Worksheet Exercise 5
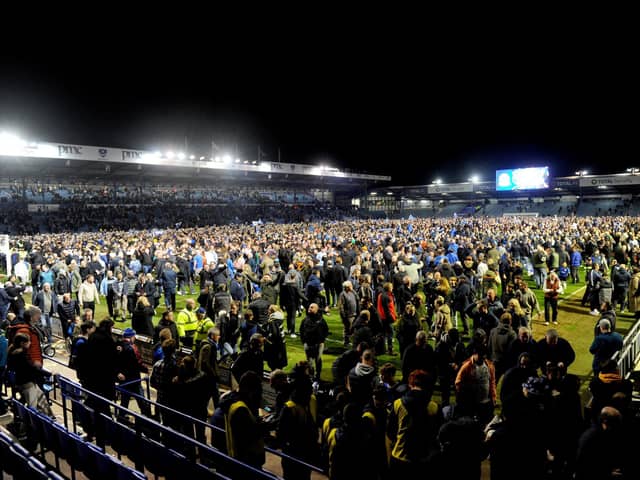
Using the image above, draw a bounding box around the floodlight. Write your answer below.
[189,155,195,160]
[166,151,175,159]
[222,154,232,164]
[177,152,186,160]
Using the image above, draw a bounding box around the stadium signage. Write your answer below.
[58,145,83,156]
[579,175,640,187]
[1,140,391,181]
[122,150,144,161]
[554,179,579,187]
[427,183,473,194]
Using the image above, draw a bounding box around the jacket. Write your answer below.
[387,389,440,463]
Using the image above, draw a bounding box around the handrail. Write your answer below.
[113,376,325,475]
[56,375,279,480]
[612,316,640,379]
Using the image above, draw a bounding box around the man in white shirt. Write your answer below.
[78,274,100,317]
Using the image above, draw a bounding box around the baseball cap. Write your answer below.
[123,328,136,338]
[196,307,206,314]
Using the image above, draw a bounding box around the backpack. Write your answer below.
[68,336,86,370]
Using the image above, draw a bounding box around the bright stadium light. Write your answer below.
[177,152,186,160]
[166,151,175,159]
[189,155,195,160]
[251,160,257,165]
[626,167,639,175]
[386,192,393,195]
[235,158,241,164]
[575,170,588,176]
[371,192,377,196]
[469,175,479,183]
[199,156,205,160]
[433,178,442,184]
[214,156,220,162]
[0,132,26,152]
[243,160,249,164]
[222,154,232,164]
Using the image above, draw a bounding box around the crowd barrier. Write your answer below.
[54,375,278,480]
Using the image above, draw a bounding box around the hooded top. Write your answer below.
[388,389,440,463]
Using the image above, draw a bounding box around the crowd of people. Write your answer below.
[1,214,639,479]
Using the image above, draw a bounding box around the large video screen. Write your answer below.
[496,167,549,191]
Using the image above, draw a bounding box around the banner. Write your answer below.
[427,183,474,194]
[579,175,640,187]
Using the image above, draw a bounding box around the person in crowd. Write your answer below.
[223,371,266,468]
[57,293,81,340]
[154,310,179,346]
[401,330,436,384]
[589,319,623,375]
[150,338,179,421]
[488,312,517,381]
[337,280,358,347]
[115,328,151,418]
[376,282,397,356]
[131,295,155,337]
[300,302,329,381]
[543,270,563,326]
[536,329,576,375]
[6,332,53,416]
[277,375,319,480]
[387,369,440,476]
[33,282,58,343]
[176,298,198,348]
[455,344,496,426]
[78,274,100,317]
[231,333,264,383]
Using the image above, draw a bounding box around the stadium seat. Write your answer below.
[27,457,50,479]
[53,422,85,476]
[103,413,143,467]
[140,436,174,478]
[115,463,148,480]
[38,411,61,469]
[70,397,95,436]
[47,472,67,480]
[93,446,123,478]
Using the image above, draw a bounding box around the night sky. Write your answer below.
[0,33,636,186]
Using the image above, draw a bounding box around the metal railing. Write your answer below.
[612,317,640,379]
[55,375,279,480]
[113,376,325,475]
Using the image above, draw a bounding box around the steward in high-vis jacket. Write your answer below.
[223,371,265,468]
[386,369,441,476]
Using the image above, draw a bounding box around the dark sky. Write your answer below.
[0,31,637,186]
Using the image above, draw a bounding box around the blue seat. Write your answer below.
[7,445,30,477]
[100,413,141,464]
[75,436,99,478]
[27,457,50,479]
[53,422,85,475]
[70,397,95,436]
[115,463,148,480]
[92,445,123,479]
[48,472,67,480]
[38,412,61,469]
[140,436,172,477]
